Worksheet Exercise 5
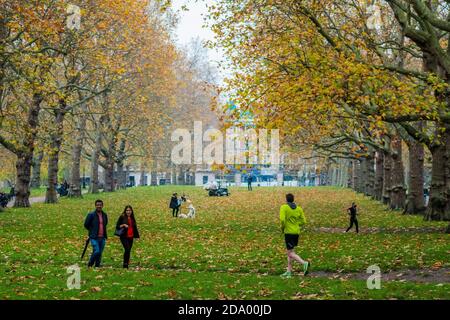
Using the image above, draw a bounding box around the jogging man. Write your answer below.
[280,193,309,278]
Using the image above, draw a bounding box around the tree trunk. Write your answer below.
[103,157,115,192]
[69,142,83,197]
[337,165,342,186]
[332,166,338,186]
[389,136,406,210]
[351,161,358,191]
[171,165,176,185]
[365,153,375,197]
[15,155,33,207]
[374,151,384,201]
[404,138,425,214]
[151,160,158,186]
[30,150,44,188]
[382,151,392,206]
[139,163,146,186]
[125,165,130,187]
[89,133,101,194]
[116,139,126,189]
[360,158,367,194]
[69,107,87,197]
[116,163,125,189]
[326,161,333,186]
[45,106,66,204]
[425,123,450,223]
[347,160,353,188]
[177,165,186,185]
[14,93,42,207]
[340,159,349,187]
[356,160,364,193]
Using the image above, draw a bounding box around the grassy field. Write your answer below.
[0,186,448,300]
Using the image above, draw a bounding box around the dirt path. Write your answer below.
[121,264,450,284]
[7,196,45,208]
[311,226,446,234]
[308,267,450,284]
[6,190,89,207]
[6,196,45,207]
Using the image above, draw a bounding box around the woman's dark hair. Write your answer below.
[121,205,135,219]
[286,193,294,203]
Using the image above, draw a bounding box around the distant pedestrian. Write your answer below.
[169,193,180,217]
[84,200,108,268]
[247,174,253,191]
[345,202,359,233]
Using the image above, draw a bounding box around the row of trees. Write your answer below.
[209,0,449,232]
[0,0,217,207]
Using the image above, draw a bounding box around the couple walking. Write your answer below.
[83,200,140,269]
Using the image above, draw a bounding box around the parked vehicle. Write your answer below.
[205,180,230,197]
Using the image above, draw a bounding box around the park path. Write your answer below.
[6,196,45,207]
[123,264,450,284]
[6,190,88,207]
[311,226,446,234]
[307,267,450,284]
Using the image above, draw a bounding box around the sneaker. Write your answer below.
[280,271,292,278]
[303,261,310,276]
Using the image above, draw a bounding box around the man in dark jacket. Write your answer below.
[84,199,108,267]
[247,174,253,191]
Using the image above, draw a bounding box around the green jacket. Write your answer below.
[280,203,306,235]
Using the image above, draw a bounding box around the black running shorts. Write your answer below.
[284,234,299,250]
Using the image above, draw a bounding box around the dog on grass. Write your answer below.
[179,199,196,219]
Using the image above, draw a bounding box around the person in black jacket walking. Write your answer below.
[84,200,108,267]
[169,193,180,217]
[345,202,359,233]
[247,174,253,191]
[116,205,140,268]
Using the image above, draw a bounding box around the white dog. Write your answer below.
[179,200,196,219]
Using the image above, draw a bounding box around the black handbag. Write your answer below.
[114,227,125,237]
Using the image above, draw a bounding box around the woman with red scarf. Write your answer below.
[116,205,140,268]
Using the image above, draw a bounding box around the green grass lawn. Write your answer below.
[0,186,448,300]
[29,187,48,198]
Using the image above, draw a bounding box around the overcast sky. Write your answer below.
[171,0,225,79]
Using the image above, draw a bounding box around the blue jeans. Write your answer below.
[88,238,106,267]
